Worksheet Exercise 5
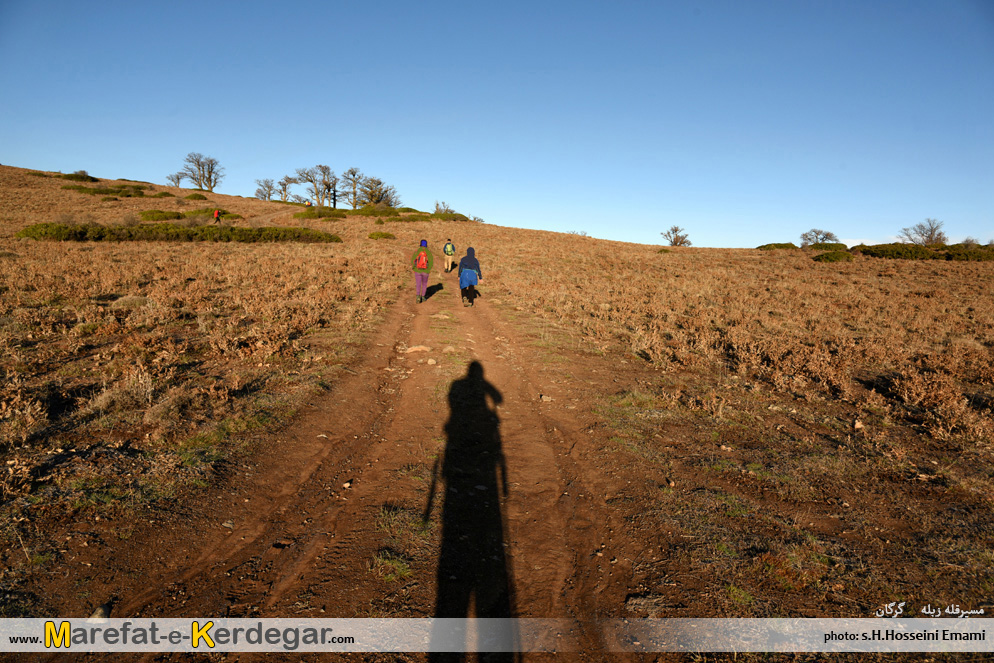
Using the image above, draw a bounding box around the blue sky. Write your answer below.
[1,0,991,247]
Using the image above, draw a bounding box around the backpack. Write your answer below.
[444,243,455,255]
[416,250,428,270]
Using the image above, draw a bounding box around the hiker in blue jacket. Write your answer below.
[458,247,482,307]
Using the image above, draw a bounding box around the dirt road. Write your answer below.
[93,270,656,660]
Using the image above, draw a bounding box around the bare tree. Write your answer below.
[358,176,400,207]
[254,178,275,201]
[661,226,691,247]
[341,167,363,209]
[166,172,185,188]
[899,218,947,246]
[434,201,454,214]
[181,152,224,192]
[295,167,325,207]
[277,175,298,202]
[319,166,339,209]
[799,228,839,247]
[290,194,309,204]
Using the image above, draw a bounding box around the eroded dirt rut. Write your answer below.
[97,275,652,660]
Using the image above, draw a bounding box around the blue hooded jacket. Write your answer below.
[458,247,481,288]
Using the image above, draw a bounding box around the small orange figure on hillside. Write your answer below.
[213,209,220,223]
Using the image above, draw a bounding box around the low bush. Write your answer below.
[368,232,396,240]
[101,196,118,202]
[140,210,183,222]
[431,211,470,221]
[293,206,346,219]
[348,206,400,217]
[62,184,146,197]
[657,248,671,254]
[853,243,936,260]
[221,213,243,221]
[28,171,50,178]
[812,250,853,263]
[184,208,227,218]
[185,193,208,200]
[397,207,421,213]
[59,170,99,183]
[756,243,798,250]
[808,242,847,251]
[386,214,432,223]
[16,223,342,243]
[153,191,174,198]
[943,244,994,261]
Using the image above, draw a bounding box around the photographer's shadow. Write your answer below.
[425,361,517,661]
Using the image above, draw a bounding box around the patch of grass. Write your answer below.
[807,242,848,251]
[728,584,754,605]
[101,196,118,202]
[152,191,174,198]
[62,184,146,197]
[368,232,396,240]
[17,222,342,243]
[370,549,412,582]
[184,193,208,200]
[657,248,671,254]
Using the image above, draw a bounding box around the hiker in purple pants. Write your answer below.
[411,239,434,304]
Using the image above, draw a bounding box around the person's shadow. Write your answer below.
[425,361,517,662]
[425,283,444,300]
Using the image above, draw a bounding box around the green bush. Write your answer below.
[153,191,174,198]
[16,223,341,243]
[943,244,994,261]
[184,208,228,218]
[756,243,798,250]
[375,219,385,225]
[28,171,50,178]
[430,211,470,221]
[185,193,208,200]
[101,196,118,202]
[812,250,853,263]
[62,184,146,197]
[853,243,936,260]
[59,171,99,183]
[397,207,421,213]
[293,206,346,219]
[386,214,432,223]
[368,232,396,240]
[808,242,847,251]
[657,248,671,254]
[220,213,243,221]
[348,206,399,217]
[140,210,183,222]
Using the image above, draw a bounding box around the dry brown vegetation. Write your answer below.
[2,164,993,631]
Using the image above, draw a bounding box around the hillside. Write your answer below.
[1,165,993,660]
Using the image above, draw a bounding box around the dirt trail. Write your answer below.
[96,271,650,660]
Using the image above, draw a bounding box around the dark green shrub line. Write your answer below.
[153,191,174,198]
[346,206,400,217]
[430,211,470,221]
[368,232,396,240]
[293,206,347,219]
[59,171,100,183]
[807,242,847,251]
[62,184,147,197]
[140,210,183,221]
[756,243,799,250]
[851,242,994,261]
[813,250,854,263]
[185,193,208,200]
[16,223,341,243]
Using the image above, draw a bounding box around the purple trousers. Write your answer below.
[414,272,429,297]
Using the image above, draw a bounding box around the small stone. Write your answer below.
[405,345,431,353]
[343,480,352,489]
[442,346,456,353]
[222,520,234,529]
[854,420,864,430]
[540,394,553,402]
[427,358,437,365]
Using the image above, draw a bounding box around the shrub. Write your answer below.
[153,191,174,198]
[756,243,798,250]
[808,242,847,251]
[28,171,50,178]
[59,170,99,183]
[943,244,994,261]
[657,248,671,254]
[349,205,399,217]
[375,219,385,225]
[853,243,936,260]
[368,232,396,240]
[16,222,341,243]
[185,193,208,200]
[101,196,118,202]
[140,210,183,222]
[431,211,469,221]
[397,207,421,213]
[293,206,346,219]
[386,214,432,223]
[220,213,243,221]
[812,250,853,263]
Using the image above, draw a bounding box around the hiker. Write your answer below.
[458,247,482,307]
[442,239,456,273]
[213,209,221,223]
[412,239,434,304]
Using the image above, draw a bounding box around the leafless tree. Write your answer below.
[434,201,454,214]
[181,152,224,192]
[661,225,691,247]
[254,178,275,201]
[341,167,363,209]
[166,172,185,188]
[295,167,326,207]
[358,176,400,207]
[799,229,839,247]
[899,218,947,246]
[319,166,339,209]
[277,175,298,202]
[290,194,309,204]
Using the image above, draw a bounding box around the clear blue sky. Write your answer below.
[2,0,991,247]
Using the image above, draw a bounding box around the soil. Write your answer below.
[20,274,687,662]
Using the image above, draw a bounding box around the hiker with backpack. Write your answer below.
[213,209,221,224]
[442,239,456,273]
[412,239,434,304]
[458,247,482,307]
